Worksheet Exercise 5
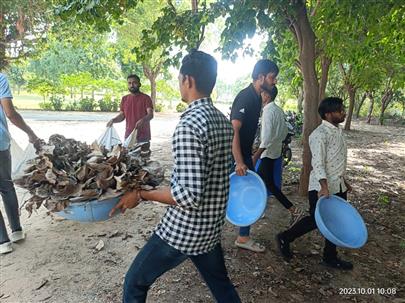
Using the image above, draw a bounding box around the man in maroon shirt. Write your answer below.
[107,74,154,151]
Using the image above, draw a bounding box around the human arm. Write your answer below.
[109,187,176,216]
[135,107,154,130]
[107,111,125,127]
[1,98,39,143]
[252,147,265,168]
[231,119,247,176]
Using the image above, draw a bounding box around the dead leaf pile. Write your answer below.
[14,134,164,215]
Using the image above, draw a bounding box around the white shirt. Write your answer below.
[259,102,288,159]
[309,120,347,194]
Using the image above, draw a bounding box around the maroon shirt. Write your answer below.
[120,93,153,140]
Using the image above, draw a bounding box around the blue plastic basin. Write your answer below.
[315,195,368,248]
[226,170,267,227]
[255,157,282,196]
[56,196,121,222]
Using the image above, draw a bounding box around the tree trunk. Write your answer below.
[344,85,356,130]
[17,85,21,95]
[355,92,367,118]
[319,55,331,102]
[143,63,160,106]
[366,91,374,124]
[291,2,320,195]
[92,90,95,99]
[70,87,74,99]
[297,85,304,114]
[149,76,157,106]
[379,89,393,125]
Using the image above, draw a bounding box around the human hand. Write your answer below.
[106,119,114,127]
[109,190,142,217]
[135,119,145,130]
[318,187,330,199]
[235,162,248,176]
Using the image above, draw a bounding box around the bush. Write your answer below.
[64,100,79,111]
[49,96,64,111]
[78,97,96,111]
[39,101,53,110]
[176,102,187,113]
[98,94,120,112]
[154,103,164,112]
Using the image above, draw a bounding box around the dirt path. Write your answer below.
[1,118,404,303]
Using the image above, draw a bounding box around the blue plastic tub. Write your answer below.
[55,196,121,222]
[255,157,282,196]
[226,170,267,227]
[315,195,368,248]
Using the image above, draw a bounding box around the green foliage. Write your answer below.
[49,96,65,111]
[78,97,97,112]
[154,103,164,113]
[64,100,79,111]
[98,94,120,112]
[378,194,390,205]
[39,101,53,110]
[176,102,187,113]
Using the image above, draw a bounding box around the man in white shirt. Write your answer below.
[276,97,353,270]
[252,86,304,226]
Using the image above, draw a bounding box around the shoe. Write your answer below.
[289,207,305,227]
[234,239,266,253]
[276,233,292,262]
[0,241,13,254]
[322,257,353,270]
[10,230,25,243]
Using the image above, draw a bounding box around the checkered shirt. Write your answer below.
[155,98,233,255]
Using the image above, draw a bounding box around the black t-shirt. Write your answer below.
[230,84,262,158]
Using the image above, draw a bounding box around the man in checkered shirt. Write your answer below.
[110,50,241,303]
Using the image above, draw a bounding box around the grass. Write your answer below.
[12,92,43,110]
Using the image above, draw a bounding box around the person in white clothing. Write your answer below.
[252,86,304,226]
[276,97,354,270]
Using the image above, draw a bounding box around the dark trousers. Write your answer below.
[257,157,293,209]
[282,190,348,260]
[0,149,21,243]
[123,233,241,303]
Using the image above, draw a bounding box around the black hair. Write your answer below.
[127,74,141,82]
[179,49,217,95]
[263,85,278,101]
[318,97,344,119]
[252,59,279,80]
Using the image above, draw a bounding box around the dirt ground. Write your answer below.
[0,113,404,303]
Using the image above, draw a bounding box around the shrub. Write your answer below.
[39,101,53,110]
[78,97,96,111]
[64,100,79,111]
[154,103,164,112]
[98,95,120,112]
[176,102,187,113]
[49,96,64,111]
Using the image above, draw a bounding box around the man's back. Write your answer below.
[156,98,233,255]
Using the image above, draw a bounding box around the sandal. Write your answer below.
[235,239,266,253]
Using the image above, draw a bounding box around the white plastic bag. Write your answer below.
[123,128,138,149]
[97,126,122,150]
[10,137,24,173]
[12,143,37,179]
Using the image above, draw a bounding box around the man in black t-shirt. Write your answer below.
[230,59,279,253]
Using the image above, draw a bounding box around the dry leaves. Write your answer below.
[15,135,164,215]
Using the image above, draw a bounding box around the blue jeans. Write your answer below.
[123,233,241,303]
[232,155,254,237]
